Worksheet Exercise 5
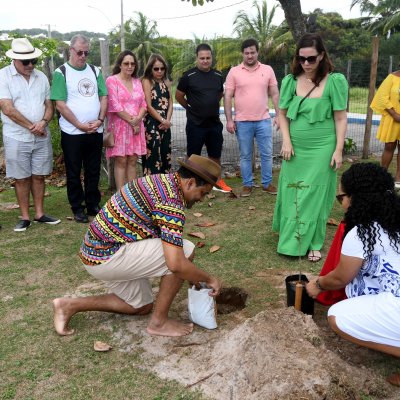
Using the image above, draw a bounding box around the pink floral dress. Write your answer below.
[105,75,147,159]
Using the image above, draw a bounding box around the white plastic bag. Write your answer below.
[188,284,217,329]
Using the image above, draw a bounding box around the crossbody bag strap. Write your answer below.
[298,84,318,107]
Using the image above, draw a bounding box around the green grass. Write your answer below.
[0,158,397,400]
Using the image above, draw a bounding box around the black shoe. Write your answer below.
[74,212,89,223]
[14,219,31,232]
[87,206,100,216]
[34,215,61,225]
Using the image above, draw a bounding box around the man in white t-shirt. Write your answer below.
[51,34,108,223]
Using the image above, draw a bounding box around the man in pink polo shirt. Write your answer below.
[224,38,280,197]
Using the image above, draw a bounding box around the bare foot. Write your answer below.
[53,298,75,336]
[146,318,194,337]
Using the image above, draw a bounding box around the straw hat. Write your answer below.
[6,38,42,60]
[178,154,221,188]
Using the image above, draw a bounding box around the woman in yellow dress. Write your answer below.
[370,70,400,188]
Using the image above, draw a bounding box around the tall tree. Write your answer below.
[278,0,306,42]
[124,12,162,74]
[351,0,400,35]
[232,1,290,62]
[182,0,306,43]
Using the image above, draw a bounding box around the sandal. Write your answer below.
[308,250,322,263]
[387,373,400,386]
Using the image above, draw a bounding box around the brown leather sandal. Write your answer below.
[386,373,400,386]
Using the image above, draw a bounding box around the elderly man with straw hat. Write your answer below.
[0,38,60,232]
[53,154,222,337]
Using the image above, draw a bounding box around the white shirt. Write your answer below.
[342,223,400,298]
[0,62,50,142]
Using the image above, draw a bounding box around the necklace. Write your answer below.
[305,77,313,83]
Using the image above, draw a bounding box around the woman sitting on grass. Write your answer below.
[306,162,400,386]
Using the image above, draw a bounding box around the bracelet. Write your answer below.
[161,118,165,123]
[41,118,49,125]
[315,278,325,291]
[98,118,104,123]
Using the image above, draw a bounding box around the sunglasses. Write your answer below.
[297,55,319,64]
[336,193,348,204]
[122,62,136,67]
[72,48,89,57]
[153,67,165,72]
[21,58,38,66]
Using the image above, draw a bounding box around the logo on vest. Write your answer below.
[78,78,95,97]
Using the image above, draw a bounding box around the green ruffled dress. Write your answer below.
[272,73,348,256]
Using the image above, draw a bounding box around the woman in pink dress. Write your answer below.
[106,51,147,190]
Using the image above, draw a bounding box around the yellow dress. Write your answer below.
[370,73,400,142]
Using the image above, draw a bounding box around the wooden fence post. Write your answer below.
[362,37,379,159]
[99,38,115,192]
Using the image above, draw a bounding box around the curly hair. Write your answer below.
[341,162,400,258]
[291,33,334,85]
[111,50,139,77]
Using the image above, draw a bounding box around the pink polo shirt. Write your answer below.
[225,62,278,121]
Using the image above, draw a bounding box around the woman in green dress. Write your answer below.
[142,54,173,175]
[272,33,348,262]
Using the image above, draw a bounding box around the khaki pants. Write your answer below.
[84,238,195,308]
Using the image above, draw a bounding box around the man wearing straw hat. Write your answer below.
[53,154,222,337]
[0,38,60,232]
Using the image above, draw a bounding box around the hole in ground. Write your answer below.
[216,287,248,314]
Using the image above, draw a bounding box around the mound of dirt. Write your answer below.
[146,308,388,400]
[74,281,399,400]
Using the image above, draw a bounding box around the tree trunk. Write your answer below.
[278,0,306,43]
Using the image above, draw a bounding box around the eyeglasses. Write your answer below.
[297,55,319,64]
[336,193,348,204]
[21,58,38,66]
[71,48,89,57]
[122,62,136,67]
[153,67,165,72]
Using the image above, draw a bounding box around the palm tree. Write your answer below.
[232,0,290,62]
[125,12,163,74]
[351,0,400,36]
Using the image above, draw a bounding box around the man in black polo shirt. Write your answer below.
[176,43,231,192]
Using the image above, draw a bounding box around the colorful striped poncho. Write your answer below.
[80,173,186,266]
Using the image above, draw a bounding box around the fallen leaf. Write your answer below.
[0,188,5,193]
[195,222,215,227]
[94,341,112,352]
[327,218,340,226]
[249,206,256,210]
[209,245,220,253]
[66,216,74,220]
[206,194,216,199]
[193,212,203,218]
[196,241,206,248]
[253,184,261,188]
[346,158,354,163]
[208,202,213,207]
[188,232,206,239]
[56,181,66,187]
[44,191,50,197]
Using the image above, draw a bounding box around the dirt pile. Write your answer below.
[143,308,387,400]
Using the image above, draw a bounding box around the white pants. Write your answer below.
[328,292,400,347]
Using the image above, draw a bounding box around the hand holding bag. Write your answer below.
[188,283,217,329]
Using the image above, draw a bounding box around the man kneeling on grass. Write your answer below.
[53,154,222,337]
